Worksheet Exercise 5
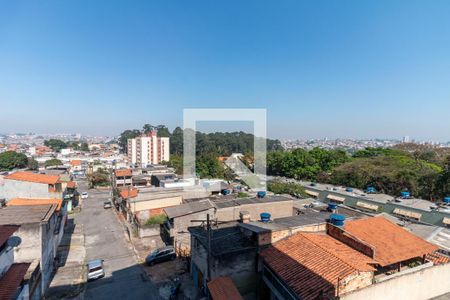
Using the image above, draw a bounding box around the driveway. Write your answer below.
[75,181,159,299]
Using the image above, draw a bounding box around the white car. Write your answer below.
[81,192,89,199]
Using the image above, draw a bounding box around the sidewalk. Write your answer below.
[45,218,86,300]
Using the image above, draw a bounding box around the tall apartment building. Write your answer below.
[127,131,170,166]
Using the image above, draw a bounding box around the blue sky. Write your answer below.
[1,1,450,141]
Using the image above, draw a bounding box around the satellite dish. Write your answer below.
[6,236,21,248]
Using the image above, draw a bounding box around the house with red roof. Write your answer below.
[0,205,60,299]
[0,171,63,200]
[0,225,41,300]
[259,216,450,300]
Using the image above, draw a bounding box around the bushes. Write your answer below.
[268,180,306,197]
[145,214,167,225]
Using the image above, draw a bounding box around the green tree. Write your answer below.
[161,154,183,175]
[80,142,89,151]
[87,168,110,188]
[27,157,39,170]
[118,129,141,153]
[0,151,29,171]
[156,125,171,137]
[44,139,67,152]
[268,179,306,197]
[45,158,63,168]
[142,124,155,134]
[196,154,224,178]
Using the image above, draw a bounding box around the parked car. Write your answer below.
[103,201,112,209]
[145,246,176,265]
[87,259,105,281]
[81,192,89,199]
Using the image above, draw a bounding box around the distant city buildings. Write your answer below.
[127,131,170,167]
[282,137,450,152]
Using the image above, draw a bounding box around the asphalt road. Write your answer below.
[75,181,159,300]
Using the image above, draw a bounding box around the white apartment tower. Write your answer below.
[127,131,170,166]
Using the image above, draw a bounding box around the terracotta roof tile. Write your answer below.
[70,160,81,166]
[260,232,375,300]
[0,263,30,300]
[426,252,450,265]
[343,216,438,266]
[4,171,59,185]
[208,277,243,300]
[0,225,19,247]
[8,198,63,211]
[114,169,132,177]
[66,181,76,189]
[120,188,138,199]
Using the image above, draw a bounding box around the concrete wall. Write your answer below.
[338,271,373,296]
[216,200,294,222]
[138,225,160,238]
[13,215,58,295]
[341,263,450,300]
[0,180,62,200]
[191,238,258,296]
[258,229,291,246]
[129,196,182,213]
[173,208,215,255]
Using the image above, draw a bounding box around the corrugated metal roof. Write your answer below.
[164,200,213,219]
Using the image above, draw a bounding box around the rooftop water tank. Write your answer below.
[260,212,271,223]
[366,187,376,194]
[328,202,338,211]
[400,191,410,198]
[330,214,346,227]
[345,187,353,192]
[222,189,231,195]
[444,197,450,204]
[257,191,266,198]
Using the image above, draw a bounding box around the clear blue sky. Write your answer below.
[1,1,450,141]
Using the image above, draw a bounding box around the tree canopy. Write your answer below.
[118,124,283,155]
[45,158,63,168]
[266,146,449,200]
[0,151,29,171]
[44,139,67,152]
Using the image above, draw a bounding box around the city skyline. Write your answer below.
[1,1,450,140]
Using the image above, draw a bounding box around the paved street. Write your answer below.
[75,181,159,300]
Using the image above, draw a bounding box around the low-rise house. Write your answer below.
[0,205,62,296]
[260,216,450,300]
[164,200,215,255]
[165,195,294,255]
[0,172,63,200]
[213,195,294,222]
[189,222,259,297]
[69,160,82,173]
[151,173,177,187]
[118,187,183,226]
[114,169,132,187]
[0,225,42,300]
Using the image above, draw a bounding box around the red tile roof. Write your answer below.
[120,188,138,199]
[0,225,19,247]
[70,160,81,166]
[426,252,450,265]
[114,169,132,177]
[0,263,30,300]
[8,198,63,211]
[66,181,76,189]
[260,232,376,300]
[208,277,243,300]
[4,171,59,185]
[343,216,438,267]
